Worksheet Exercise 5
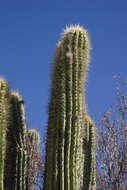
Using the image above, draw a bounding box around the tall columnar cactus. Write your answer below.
[26,129,40,190]
[0,78,40,190]
[43,25,96,190]
[0,78,10,190]
[4,92,28,190]
[83,114,96,190]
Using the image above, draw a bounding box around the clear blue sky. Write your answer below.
[0,0,127,139]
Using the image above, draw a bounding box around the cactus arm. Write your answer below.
[7,92,28,190]
[88,120,96,190]
[20,100,27,190]
[11,94,22,190]
[27,129,40,190]
[83,114,96,190]
[0,78,10,190]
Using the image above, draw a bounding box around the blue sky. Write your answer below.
[0,0,127,140]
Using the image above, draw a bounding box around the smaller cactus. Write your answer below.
[4,92,28,190]
[0,78,10,190]
[83,114,96,190]
[11,92,27,190]
[27,129,40,190]
[0,77,40,190]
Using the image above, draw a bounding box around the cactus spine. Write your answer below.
[43,26,95,190]
[0,78,10,190]
[27,129,40,190]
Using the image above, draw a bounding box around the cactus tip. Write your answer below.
[63,24,88,35]
[11,91,23,101]
[57,25,91,51]
[29,129,40,144]
[84,113,94,124]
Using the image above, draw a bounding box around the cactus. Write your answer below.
[83,114,96,190]
[0,25,96,190]
[4,92,28,190]
[0,80,40,190]
[43,25,96,190]
[0,78,10,190]
[26,129,40,190]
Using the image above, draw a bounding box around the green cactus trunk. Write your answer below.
[4,92,28,190]
[0,78,10,190]
[43,26,94,190]
[26,129,40,190]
